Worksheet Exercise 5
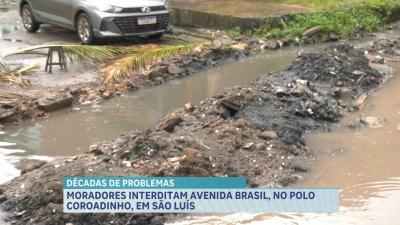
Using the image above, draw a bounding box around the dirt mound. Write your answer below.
[290,44,381,90]
[237,44,383,145]
[0,157,165,225]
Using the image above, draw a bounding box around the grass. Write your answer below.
[236,0,400,40]
[288,0,400,9]
[250,0,400,9]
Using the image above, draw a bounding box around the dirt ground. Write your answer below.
[1,38,399,224]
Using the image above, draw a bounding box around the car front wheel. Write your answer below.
[77,13,95,44]
[21,4,40,33]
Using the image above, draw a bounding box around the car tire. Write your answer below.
[147,33,164,40]
[21,4,40,33]
[76,13,96,45]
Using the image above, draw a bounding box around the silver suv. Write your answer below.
[18,0,172,44]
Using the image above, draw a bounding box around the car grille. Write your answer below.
[120,6,167,13]
[113,14,170,34]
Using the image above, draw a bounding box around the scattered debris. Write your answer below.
[302,26,322,38]
[360,116,386,128]
[353,94,368,110]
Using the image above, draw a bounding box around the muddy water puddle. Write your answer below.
[0,49,297,181]
[169,62,400,224]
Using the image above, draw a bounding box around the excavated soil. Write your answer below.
[0,42,393,225]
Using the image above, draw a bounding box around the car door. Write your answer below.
[29,0,51,21]
[46,0,74,27]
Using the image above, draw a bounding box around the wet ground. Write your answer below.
[170,0,312,18]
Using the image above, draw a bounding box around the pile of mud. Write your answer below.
[238,44,381,145]
[0,44,387,225]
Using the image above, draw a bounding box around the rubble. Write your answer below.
[159,115,183,132]
[353,94,368,110]
[360,116,386,128]
[37,93,73,112]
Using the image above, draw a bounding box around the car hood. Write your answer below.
[98,0,166,8]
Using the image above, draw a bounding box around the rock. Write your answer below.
[102,91,112,99]
[231,43,248,51]
[296,79,308,85]
[259,131,278,140]
[111,136,129,150]
[0,195,6,204]
[360,116,385,128]
[193,43,204,53]
[290,86,306,97]
[184,102,194,112]
[148,66,168,80]
[0,189,3,195]
[352,94,368,110]
[273,86,288,96]
[212,39,223,50]
[89,144,103,155]
[329,32,339,41]
[350,27,364,40]
[243,142,254,150]
[211,38,232,50]
[373,55,385,64]
[220,96,245,115]
[264,40,279,50]
[37,93,73,112]
[168,63,183,75]
[352,70,365,76]
[335,81,344,87]
[255,142,266,150]
[278,175,299,187]
[163,148,211,177]
[161,116,183,132]
[15,159,46,174]
[303,26,322,38]
[257,39,266,45]
[0,108,15,120]
[290,158,309,172]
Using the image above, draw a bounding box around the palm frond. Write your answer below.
[6,42,207,85]
[101,43,200,84]
[0,57,36,86]
[62,45,131,64]
[10,44,133,64]
[0,57,12,76]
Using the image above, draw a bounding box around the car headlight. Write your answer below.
[159,0,169,9]
[87,0,122,13]
[97,3,122,13]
